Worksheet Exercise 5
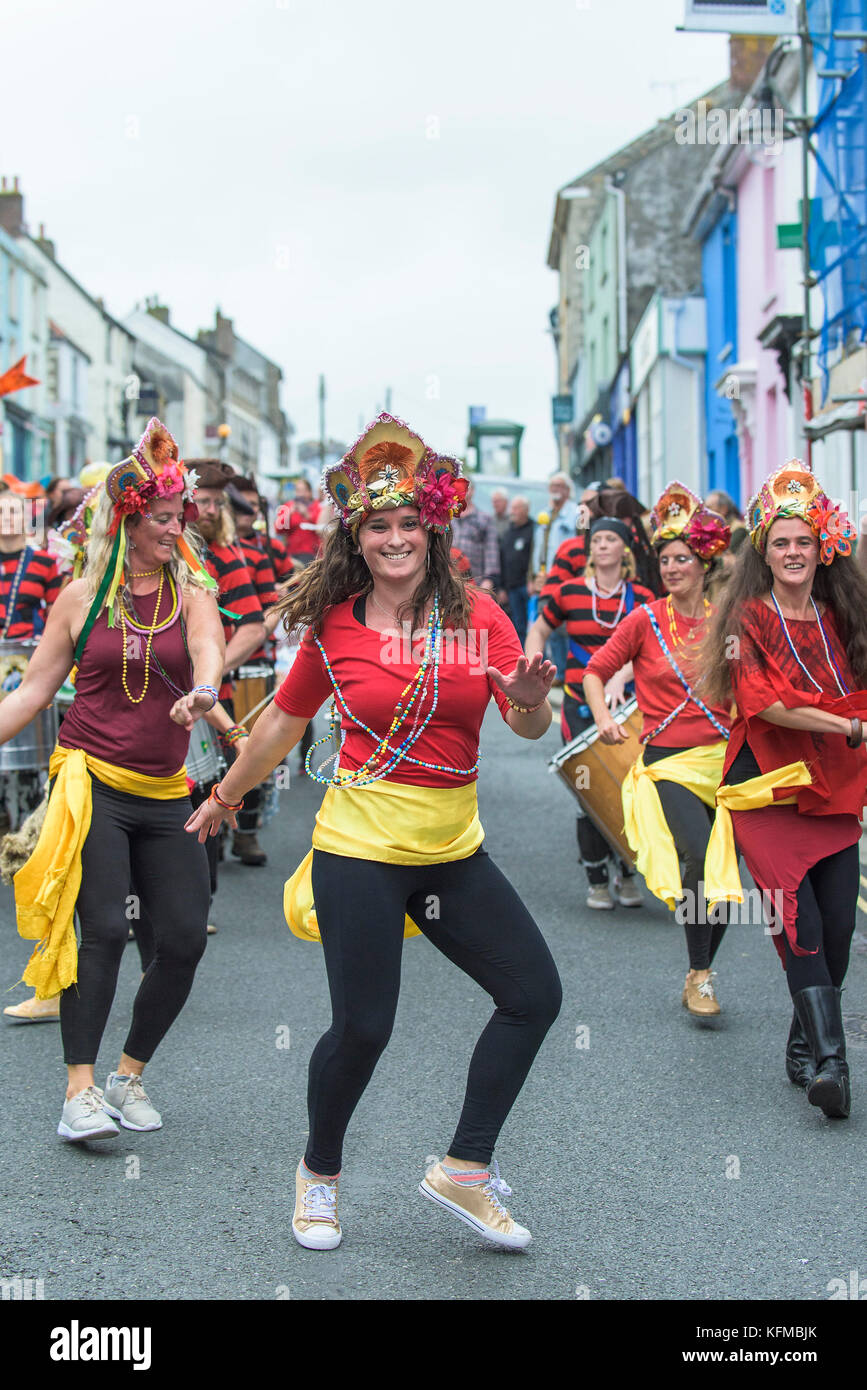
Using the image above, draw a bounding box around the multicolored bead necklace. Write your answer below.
[304,594,480,786]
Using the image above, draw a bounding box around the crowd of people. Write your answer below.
[2,415,866,1256]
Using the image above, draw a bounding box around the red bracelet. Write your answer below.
[210,785,244,812]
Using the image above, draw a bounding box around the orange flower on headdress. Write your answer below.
[806,497,855,565]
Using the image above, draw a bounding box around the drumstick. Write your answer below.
[236,690,278,727]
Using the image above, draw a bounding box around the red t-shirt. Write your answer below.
[724,597,867,817]
[279,502,321,559]
[583,597,732,747]
[274,590,524,787]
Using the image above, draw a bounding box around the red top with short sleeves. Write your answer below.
[274,590,524,787]
[583,598,732,747]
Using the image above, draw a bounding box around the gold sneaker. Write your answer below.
[292,1161,342,1250]
[682,970,721,1017]
[419,1160,531,1250]
[4,993,60,1023]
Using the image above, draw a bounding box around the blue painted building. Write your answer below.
[701,207,740,503]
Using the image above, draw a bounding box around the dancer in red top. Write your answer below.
[186,413,561,1253]
[526,516,654,910]
[583,483,732,1016]
[704,458,867,1118]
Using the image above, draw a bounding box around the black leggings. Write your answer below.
[784,843,859,996]
[60,780,209,1065]
[643,745,727,972]
[306,848,562,1173]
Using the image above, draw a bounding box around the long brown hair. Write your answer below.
[702,540,867,704]
[276,514,472,636]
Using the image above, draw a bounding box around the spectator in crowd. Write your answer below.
[449,481,500,592]
[277,477,322,568]
[490,489,510,541]
[530,474,579,683]
[498,497,535,646]
[705,489,749,599]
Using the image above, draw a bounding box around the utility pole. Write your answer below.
[385,387,392,414]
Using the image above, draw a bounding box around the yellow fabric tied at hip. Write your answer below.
[621,741,728,910]
[14,745,190,1000]
[704,761,813,908]
[284,778,483,942]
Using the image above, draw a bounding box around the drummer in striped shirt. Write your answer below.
[526,516,654,910]
[0,482,62,641]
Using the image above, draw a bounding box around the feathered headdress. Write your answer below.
[323,413,468,537]
[747,458,855,565]
[650,481,730,563]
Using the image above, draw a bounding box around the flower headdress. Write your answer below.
[747,457,855,565]
[323,413,468,538]
[650,481,731,564]
[97,418,214,624]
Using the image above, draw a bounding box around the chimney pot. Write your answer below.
[13,176,19,191]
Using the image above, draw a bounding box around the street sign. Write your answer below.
[681,1,799,35]
[552,394,574,425]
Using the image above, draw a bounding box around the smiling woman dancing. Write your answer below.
[703,459,867,1118]
[187,414,562,1252]
[0,420,224,1142]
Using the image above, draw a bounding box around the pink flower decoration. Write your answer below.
[687,512,730,560]
[417,473,467,529]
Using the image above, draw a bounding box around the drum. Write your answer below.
[233,662,275,730]
[0,639,58,772]
[548,697,643,864]
[185,718,225,789]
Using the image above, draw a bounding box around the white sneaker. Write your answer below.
[103,1073,162,1131]
[586,884,615,910]
[613,873,643,908]
[57,1086,120,1142]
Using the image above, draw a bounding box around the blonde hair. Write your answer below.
[84,490,212,623]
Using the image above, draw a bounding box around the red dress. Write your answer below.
[726,598,867,961]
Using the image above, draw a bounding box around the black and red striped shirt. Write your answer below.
[542,577,655,693]
[541,534,587,604]
[0,547,62,641]
[204,542,264,699]
[239,536,280,663]
[268,534,295,583]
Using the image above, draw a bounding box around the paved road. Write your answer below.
[1,707,865,1302]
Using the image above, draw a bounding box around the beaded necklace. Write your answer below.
[120,567,180,634]
[641,602,730,744]
[120,568,169,705]
[304,594,481,786]
[666,593,710,649]
[1,547,32,639]
[589,577,626,629]
[770,592,849,697]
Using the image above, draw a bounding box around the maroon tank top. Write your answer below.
[59,583,194,776]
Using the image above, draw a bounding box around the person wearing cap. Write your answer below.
[186,412,562,1253]
[702,460,867,1118]
[582,484,733,1016]
[186,460,268,867]
[526,515,654,909]
[0,419,224,1139]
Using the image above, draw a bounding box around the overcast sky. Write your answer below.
[2,0,728,477]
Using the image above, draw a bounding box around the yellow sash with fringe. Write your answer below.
[284,778,482,942]
[14,745,190,1000]
[621,743,812,911]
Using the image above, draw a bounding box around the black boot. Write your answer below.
[785,1009,816,1088]
[792,987,850,1118]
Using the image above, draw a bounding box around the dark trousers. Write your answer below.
[60,781,209,1065]
[784,844,858,996]
[643,744,728,971]
[305,848,562,1173]
[506,585,530,648]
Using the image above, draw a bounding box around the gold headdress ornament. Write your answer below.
[323,412,468,537]
[747,457,856,565]
[649,481,730,562]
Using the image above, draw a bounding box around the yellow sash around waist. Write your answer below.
[284,778,483,942]
[14,745,190,1000]
[704,761,812,907]
[621,743,812,911]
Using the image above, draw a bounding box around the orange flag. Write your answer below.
[0,356,40,398]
